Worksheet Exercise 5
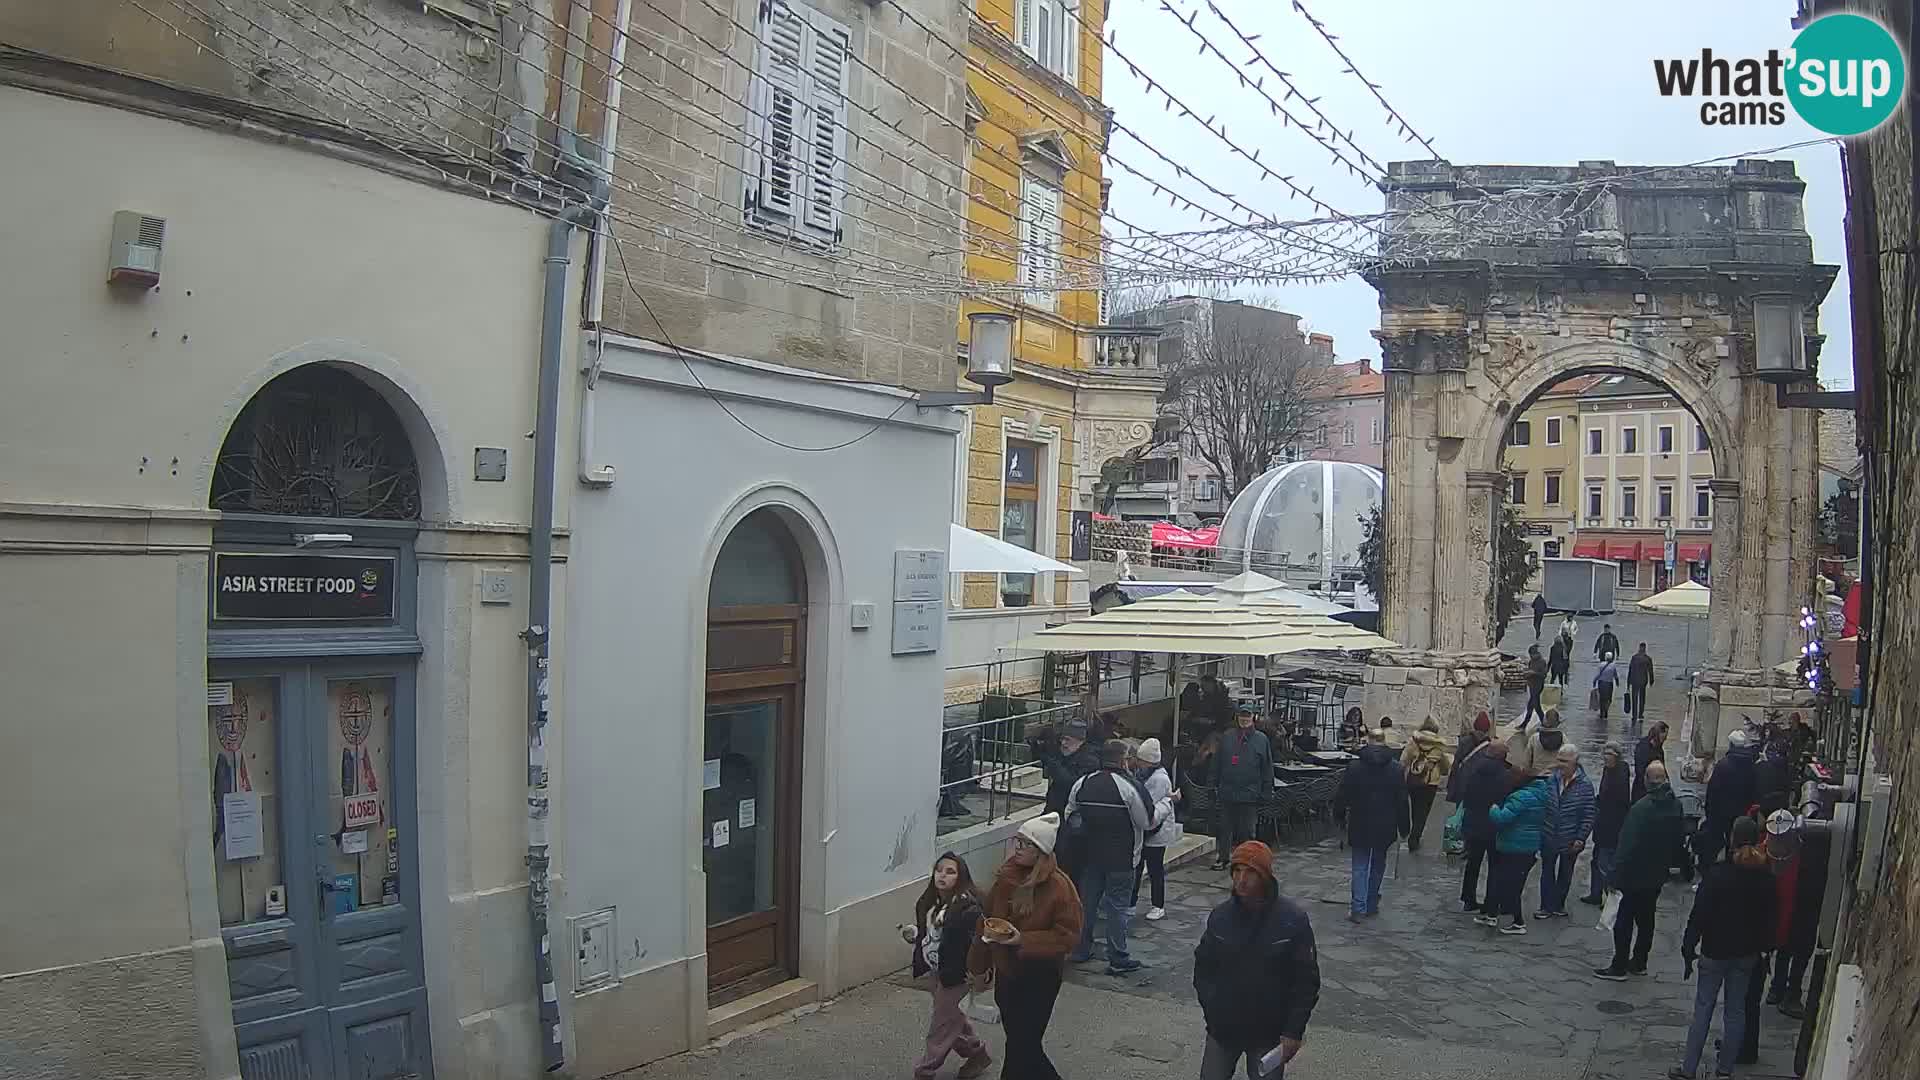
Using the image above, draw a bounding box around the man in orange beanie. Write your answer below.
[1192,841,1319,1077]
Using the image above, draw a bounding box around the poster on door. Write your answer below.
[327,679,395,909]
[208,679,284,926]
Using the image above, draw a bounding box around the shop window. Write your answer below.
[212,366,421,519]
[325,678,397,912]
[211,678,284,927]
[1544,540,1562,559]
[1618,560,1638,587]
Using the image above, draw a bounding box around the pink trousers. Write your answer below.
[913,977,988,1079]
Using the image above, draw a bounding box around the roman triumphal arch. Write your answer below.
[1363,159,1838,756]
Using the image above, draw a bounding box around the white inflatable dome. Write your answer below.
[1216,460,1384,581]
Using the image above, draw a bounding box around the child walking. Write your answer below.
[903,851,993,1080]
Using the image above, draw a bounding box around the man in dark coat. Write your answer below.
[1194,841,1320,1080]
[1532,593,1550,638]
[1065,740,1153,974]
[1593,622,1621,661]
[1753,743,1796,816]
[1595,762,1685,979]
[1548,634,1571,687]
[1207,705,1274,871]
[1333,731,1412,921]
[1523,646,1549,726]
[1038,720,1100,817]
[1676,817,1778,1079]
[1632,722,1669,803]
[1698,729,1759,868]
[1580,742,1633,905]
[1626,643,1654,725]
[1456,740,1512,913]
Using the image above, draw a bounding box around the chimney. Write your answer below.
[1308,332,1335,362]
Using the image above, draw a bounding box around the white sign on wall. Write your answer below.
[892,599,943,655]
[893,550,946,602]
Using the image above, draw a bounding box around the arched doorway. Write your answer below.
[206,364,433,1080]
[1364,160,1837,748]
[703,510,807,1003]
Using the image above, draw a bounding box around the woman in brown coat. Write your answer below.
[968,813,1083,1080]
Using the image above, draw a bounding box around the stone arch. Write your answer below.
[199,340,456,523]
[1473,339,1740,481]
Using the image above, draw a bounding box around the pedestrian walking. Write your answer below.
[1131,738,1175,921]
[1627,643,1654,725]
[1632,722,1669,803]
[1548,634,1571,687]
[1697,730,1758,869]
[1580,742,1632,905]
[1457,739,1511,913]
[1065,740,1153,974]
[905,852,992,1080]
[1736,810,1806,1066]
[969,814,1082,1080]
[1400,718,1451,853]
[1532,593,1549,638]
[1481,765,1553,934]
[1511,707,1567,778]
[1208,705,1273,871]
[1671,818,1776,1080]
[1193,841,1320,1079]
[1595,761,1685,980]
[1593,622,1621,662]
[1523,645,1549,726]
[1560,614,1580,651]
[1592,652,1620,721]
[1537,747,1596,918]
[1334,730,1412,920]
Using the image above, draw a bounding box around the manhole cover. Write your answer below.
[1595,1000,1636,1015]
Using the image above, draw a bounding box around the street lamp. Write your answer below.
[918,311,1015,408]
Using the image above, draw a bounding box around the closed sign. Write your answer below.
[342,794,382,830]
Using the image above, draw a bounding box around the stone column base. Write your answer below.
[1363,649,1502,738]
[1684,668,1821,760]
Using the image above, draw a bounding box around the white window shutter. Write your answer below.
[1018,0,1036,56]
[800,12,850,239]
[1021,179,1060,312]
[752,0,807,222]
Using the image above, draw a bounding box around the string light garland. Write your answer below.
[1289,0,1443,159]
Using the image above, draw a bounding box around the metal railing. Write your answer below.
[936,697,1078,838]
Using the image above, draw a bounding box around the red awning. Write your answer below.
[1150,522,1217,549]
[1677,541,1710,563]
[1605,540,1642,560]
[1571,539,1605,559]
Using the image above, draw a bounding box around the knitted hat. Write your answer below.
[1017,812,1061,855]
[1728,729,1751,748]
[1136,737,1163,765]
[1229,840,1273,878]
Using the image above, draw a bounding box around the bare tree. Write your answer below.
[1158,297,1340,502]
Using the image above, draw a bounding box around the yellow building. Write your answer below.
[946,0,1162,696]
[1500,377,1595,583]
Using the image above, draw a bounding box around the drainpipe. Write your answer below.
[577,0,632,488]
[527,198,601,1073]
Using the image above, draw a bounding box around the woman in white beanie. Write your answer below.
[968,813,1082,1080]
[1129,738,1176,920]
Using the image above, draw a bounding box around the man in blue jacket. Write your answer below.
[1194,841,1320,1079]
[1537,746,1596,918]
[1482,768,1553,934]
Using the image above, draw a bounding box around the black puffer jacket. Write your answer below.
[1457,752,1512,843]
[1682,850,1778,961]
[1591,758,1632,848]
[1705,744,1759,825]
[1193,876,1320,1050]
[1333,743,1411,850]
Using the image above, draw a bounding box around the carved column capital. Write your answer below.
[1465,470,1505,491]
[1376,330,1421,373]
[1708,477,1742,499]
[1431,329,1471,372]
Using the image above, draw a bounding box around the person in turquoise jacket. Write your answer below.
[1480,771,1554,934]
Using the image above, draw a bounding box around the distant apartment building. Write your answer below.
[1299,354,1385,469]
[1570,374,1716,598]
[1500,378,1592,583]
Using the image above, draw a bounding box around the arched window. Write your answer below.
[709,510,804,609]
[212,366,420,519]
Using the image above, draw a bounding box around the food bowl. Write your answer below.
[980,917,1016,942]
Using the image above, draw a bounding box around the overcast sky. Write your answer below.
[1104,0,1852,388]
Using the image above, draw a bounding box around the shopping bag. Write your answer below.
[1588,687,1602,711]
[964,991,1000,1025]
[1159,821,1185,847]
[1541,685,1563,710]
[1442,806,1466,856]
[1598,889,1622,932]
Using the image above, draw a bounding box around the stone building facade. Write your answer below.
[1365,160,1835,747]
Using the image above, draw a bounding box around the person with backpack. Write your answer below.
[1064,740,1153,975]
[1400,718,1452,853]
[1130,738,1176,922]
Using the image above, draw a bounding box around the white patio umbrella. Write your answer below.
[946,522,1084,576]
[1638,580,1709,676]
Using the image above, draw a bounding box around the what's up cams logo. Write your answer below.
[1653,13,1906,135]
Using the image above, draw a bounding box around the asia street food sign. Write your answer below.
[214,553,396,621]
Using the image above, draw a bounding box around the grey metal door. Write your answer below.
[211,663,431,1080]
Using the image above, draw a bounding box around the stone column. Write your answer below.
[1463,470,1503,652]
[1732,381,1774,673]
[1705,478,1742,671]
[1432,453,1471,653]
[1381,369,1422,649]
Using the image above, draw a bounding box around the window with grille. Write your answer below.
[745,1,850,246]
[1019,177,1063,312]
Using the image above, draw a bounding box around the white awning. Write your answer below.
[1638,580,1710,617]
[947,523,1083,576]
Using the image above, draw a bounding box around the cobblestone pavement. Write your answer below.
[622,834,1801,1080]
